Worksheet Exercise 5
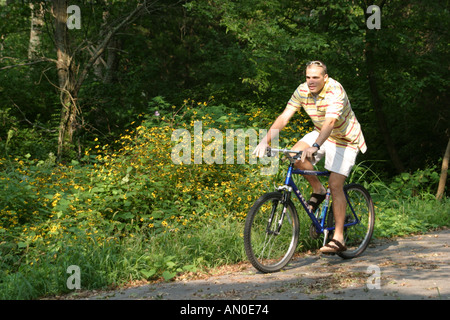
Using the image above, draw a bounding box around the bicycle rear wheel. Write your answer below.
[338,183,375,259]
[244,192,299,273]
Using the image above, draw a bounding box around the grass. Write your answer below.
[0,178,448,299]
[373,195,450,238]
[0,216,247,299]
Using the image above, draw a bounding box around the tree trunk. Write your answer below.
[51,0,150,160]
[436,138,450,200]
[28,2,45,61]
[53,0,78,161]
[103,36,122,84]
[86,5,122,84]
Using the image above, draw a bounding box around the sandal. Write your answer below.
[320,239,347,254]
[307,192,326,212]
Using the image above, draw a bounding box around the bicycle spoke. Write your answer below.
[260,216,276,258]
[338,184,375,259]
[259,231,277,261]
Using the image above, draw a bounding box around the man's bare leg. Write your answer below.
[292,140,348,251]
[292,140,326,205]
[320,172,347,252]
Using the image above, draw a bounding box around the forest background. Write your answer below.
[0,0,448,299]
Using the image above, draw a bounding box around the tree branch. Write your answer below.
[0,58,57,71]
[73,0,155,94]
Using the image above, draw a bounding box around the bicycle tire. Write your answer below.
[327,183,375,259]
[244,192,299,273]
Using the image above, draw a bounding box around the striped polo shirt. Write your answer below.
[286,77,367,153]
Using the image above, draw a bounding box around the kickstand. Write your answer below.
[323,229,329,247]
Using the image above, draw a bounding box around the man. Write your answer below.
[253,60,367,254]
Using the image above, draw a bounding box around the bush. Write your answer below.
[349,162,450,238]
[0,100,313,299]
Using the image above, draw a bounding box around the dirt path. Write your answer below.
[78,228,449,300]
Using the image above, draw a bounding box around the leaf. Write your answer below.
[57,198,71,210]
[162,271,176,281]
[17,242,28,248]
[121,173,129,184]
[141,269,156,279]
[116,212,133,220]
[216,115,228,123]
[152,210,163,219]
[182,264,197,272]
[401,173,410,181]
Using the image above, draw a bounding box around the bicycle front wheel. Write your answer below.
[244,192,299,273]
[338,183,375,259]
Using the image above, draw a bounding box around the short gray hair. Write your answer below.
[306,60,327,75]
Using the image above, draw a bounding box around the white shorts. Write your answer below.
[300,131,359,177]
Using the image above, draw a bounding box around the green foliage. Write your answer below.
[1,0,448,171]
[0,0,448,300]
[1,107,448,299]
[0,100,286,298]
[389,167,441,198]
[374,197,449,238]
[348,162,450,238]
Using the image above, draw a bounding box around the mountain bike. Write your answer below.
[243,147,375,273]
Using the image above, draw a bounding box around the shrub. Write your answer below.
[0,100,312,298]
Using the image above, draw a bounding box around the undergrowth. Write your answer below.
[0,100,448,299]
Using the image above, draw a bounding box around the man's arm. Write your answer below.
[301,117,336,162]
[253,107,297,157]
[315,117,336,146]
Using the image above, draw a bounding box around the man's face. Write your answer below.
[306,66,328,94]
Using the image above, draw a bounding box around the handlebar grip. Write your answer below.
[266,147,304,159]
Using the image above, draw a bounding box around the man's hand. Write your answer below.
[300,146,319,162]
[253,141,269,158]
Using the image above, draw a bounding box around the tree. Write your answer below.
[1,0,448,176]
[28,1,44,61]
[361,0,405,173]
[51,0,157,160]
[436,137,450,200]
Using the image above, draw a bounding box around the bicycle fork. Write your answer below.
[266,189,291,235]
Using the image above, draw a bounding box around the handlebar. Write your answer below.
[266,147,303,162]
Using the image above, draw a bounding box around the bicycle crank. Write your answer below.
[309,223,320,239]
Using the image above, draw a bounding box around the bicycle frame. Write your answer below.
[271,148,360,240]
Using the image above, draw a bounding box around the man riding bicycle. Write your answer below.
[253,60,367,254]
